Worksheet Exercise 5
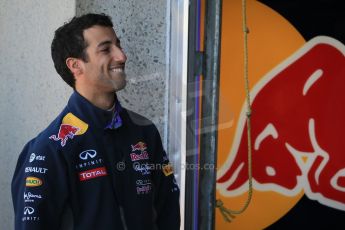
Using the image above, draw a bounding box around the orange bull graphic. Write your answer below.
[217,37,345,211]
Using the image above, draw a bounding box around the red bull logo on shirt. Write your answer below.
[131,141,147,152]
[49,113,88,147]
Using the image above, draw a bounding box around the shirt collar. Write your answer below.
[67,91,123,130]
[104,99,123,130]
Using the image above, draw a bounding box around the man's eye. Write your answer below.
[101,48,110,53]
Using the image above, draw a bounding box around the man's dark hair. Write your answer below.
[51,13,113,88]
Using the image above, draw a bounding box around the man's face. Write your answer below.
[81,25,127,93]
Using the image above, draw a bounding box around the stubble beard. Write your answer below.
[108,71,127,92]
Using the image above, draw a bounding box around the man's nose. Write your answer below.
[112,46,127,63]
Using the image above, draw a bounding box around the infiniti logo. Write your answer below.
[79,150,97,160]
[24,207,35,215]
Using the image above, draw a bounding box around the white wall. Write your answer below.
[0,1,75,229]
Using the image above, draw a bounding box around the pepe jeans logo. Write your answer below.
[133,163,151,175]
[79,150,97,160]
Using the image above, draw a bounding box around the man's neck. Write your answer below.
[75,87,115,111]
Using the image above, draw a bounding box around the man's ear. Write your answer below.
[66,58,83,77]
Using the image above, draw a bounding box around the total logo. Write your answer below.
[78,167,108,181]
[22,206,40,222]
[29,153,45,163]
[25,167,48,174]
[79,149,97,160]
[24,192,42,203]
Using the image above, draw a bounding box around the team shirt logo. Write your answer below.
[78,167,108,181]
[79,150,97,160]
[49,113,88,147]
[23,207,35,215]
[22,206,40,222]
[131,141,147,152]
[29,153,45,163]
[25,177,42,187]
[136,179,152,195]
[24,192,42,203]
[49,124,80,147]
[162,164,174,176]
[25,167,48,174]
[130,141,149,162]
[133,163,151,175]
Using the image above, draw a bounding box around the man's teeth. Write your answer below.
[110,68,123,73]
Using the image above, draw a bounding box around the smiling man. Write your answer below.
[11,13,180,230]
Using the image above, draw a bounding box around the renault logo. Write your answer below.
[79,150,97,160]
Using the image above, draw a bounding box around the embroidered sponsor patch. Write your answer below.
[130,141,149,162]
[49,113,88,147]
[22,206,40,222]
[162,164,174,176]
[136,179,152,195]
[133,163,151,175]
[29,153,45,163]
[25,167,48,174]
[79,149,97,160]
[130,151,149,161]
[131,141,147,152]
[136,179,151,186]
[25,177,42,187]
[24,192,42,203]
[78,167,108,181]
[136,185,152,195]
[75,149,105,170]
[76,158,104,170]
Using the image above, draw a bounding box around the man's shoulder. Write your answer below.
[121,108,163,142]
[24,108,70,151]
[122,108,155,128]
